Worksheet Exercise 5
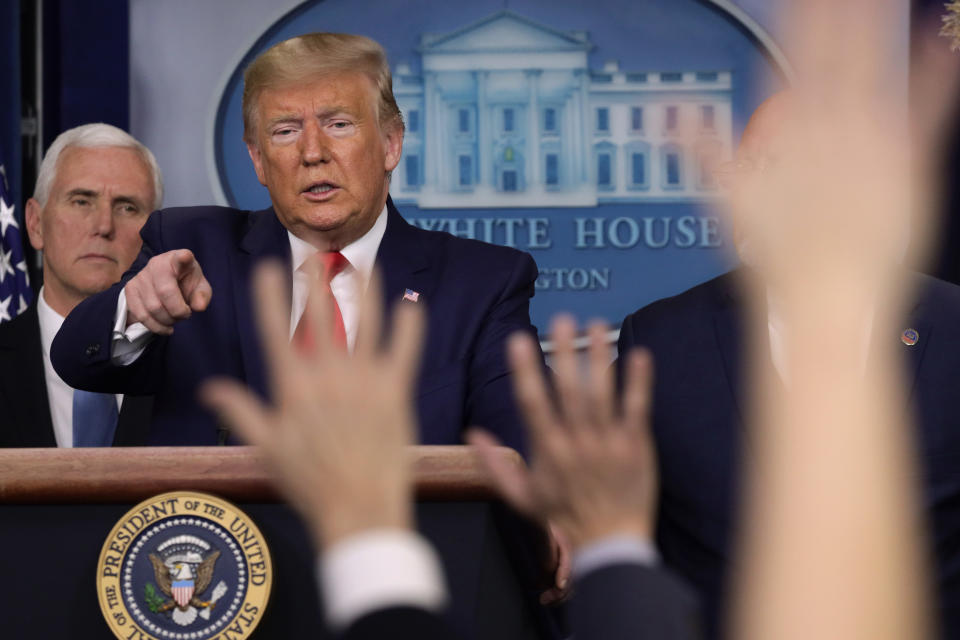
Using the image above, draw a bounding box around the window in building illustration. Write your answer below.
[458,108,470,134]
[503,170,518,192]
[661,72,683,82]
[596,107,610,133]
[662,145,684,189]
[545,153,559,186]
[405,155,419,188]
[632,153,646,186]
[459,155,472,186]
[597,153,612,187]
[544,107,557,133]
[408,109,420,133]
[701,105,715,131]
[665,106,679,133]
[503,108,515,132]
[631,107,644,132]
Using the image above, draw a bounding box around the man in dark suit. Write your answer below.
[617,92,960,638]
[0,123,158,447]
[51,33,535,453]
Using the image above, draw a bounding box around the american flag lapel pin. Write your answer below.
[403,288,421,303]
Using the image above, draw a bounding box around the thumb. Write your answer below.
[169,250,211,311]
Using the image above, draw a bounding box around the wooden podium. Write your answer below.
[0,446,558,639]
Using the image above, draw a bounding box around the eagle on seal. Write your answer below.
[148,549,221,613]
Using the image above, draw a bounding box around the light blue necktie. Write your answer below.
[72,390,119,447]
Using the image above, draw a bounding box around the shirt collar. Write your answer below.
[287,205,388,283]
[36,286,65,359]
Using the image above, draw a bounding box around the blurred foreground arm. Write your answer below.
[469,317,699,640]
[202,263,450,638]
[726,1,960,639]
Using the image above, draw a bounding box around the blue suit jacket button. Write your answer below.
[85,344,101,357]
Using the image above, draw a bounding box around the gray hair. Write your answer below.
[33,123,164,211]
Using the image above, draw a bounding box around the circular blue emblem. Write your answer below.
[212,0,791,333]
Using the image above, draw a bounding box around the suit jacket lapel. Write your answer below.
[712,282,747,429]
[0,305,57,446]
[375,198,433,323]
[902,284,932,401]
[234,208,291,399]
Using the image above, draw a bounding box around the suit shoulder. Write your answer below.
[622,270,735,333]
[141,205,262,250]
[917,273,960,317]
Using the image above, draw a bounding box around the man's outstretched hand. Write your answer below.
[124,249,212,335]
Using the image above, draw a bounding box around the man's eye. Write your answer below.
[273,128,296,137]
[72,198,90,207]
[118,204,140,215]
[331,121,350,129]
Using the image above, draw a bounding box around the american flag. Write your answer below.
[403,288,420,302]
[0,154,32,323]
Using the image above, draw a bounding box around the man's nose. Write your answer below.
[91,201,115,238]
[300,120,329,166]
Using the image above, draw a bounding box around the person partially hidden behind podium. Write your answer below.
[50,32,537,454]
[0,124,161,447]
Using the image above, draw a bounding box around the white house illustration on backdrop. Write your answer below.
[390,10,734,209]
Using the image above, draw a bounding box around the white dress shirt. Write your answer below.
[37,287,123,447]
[111,206,388,361]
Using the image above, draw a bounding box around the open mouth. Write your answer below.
[303,182,339,198]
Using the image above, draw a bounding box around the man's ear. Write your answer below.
[246,141,267,186]
[382,119,404,173]
[24,198,44,251]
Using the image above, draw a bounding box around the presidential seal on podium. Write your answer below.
[96,491,272,639]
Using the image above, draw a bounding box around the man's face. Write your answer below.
[25,146,155,311]
[246,71,403,249]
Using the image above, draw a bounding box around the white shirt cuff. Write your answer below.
[319,529,448,631]
[110,289,154,365]
[572,534,659,580]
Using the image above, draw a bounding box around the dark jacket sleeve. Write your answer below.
[51,214,170,395]
[462,250,540,457]
[570,563,701,640]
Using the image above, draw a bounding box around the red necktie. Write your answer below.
[293,251,349,350]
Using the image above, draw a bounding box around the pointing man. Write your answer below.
[51,33,536,455]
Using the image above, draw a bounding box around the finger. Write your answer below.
[187,275,213,312]
[127,286,175,335]
[550,315,588,430]
[153,274,192,321]
[466,428,538,517]
[387,301,425,388]
[507,331,560,446]
[200,378,278,454]
[585,321,615,429]
[303,256,334,357]
[170,249,199,279]
[552,523,572,592]
[354,268,384,357]
[622,348,654,433]
[251,262,297,390]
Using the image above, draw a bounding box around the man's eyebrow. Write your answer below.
[64,188,99,199]
[317,106,356,119]
[265,114,303,128]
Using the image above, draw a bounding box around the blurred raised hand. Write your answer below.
[468,316,657,554]
[201,262,424,549]
[724,2,960,640]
